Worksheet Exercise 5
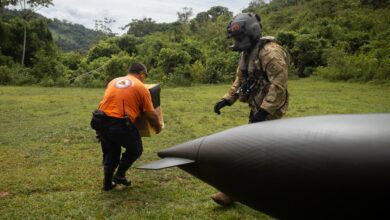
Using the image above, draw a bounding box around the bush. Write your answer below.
[54,76,70,87]
[72,73,104,88]
[60,52,82,70]
[204,56,226,83]
[11,67,36,85]
[103,52,138,83]
[157,48,192,75]
[290,34,326,77]
[190,60,206,83]
[0,66,13,85]
[39,77,55,87]
[31,50,66,83]
[171,64,192,86]
[315,48,390,82]
[202,50,238,84]
[86,41,121,62]
[113,34,141,55]
[277,31,297,50]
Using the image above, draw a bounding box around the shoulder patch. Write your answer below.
[268,63,279,73]
[114,78,133,89]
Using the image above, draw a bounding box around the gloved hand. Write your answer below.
[250,108,269,123]
[214,99,231,115]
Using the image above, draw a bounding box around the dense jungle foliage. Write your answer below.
[0,0,389,87]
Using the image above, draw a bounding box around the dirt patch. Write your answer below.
[0,192,10,198]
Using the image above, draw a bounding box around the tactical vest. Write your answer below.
[237,37,276,110]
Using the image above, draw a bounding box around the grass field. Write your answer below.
[1,78,390,219]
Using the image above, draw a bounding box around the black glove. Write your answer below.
[214,99,230,115]
[250,108,269,123]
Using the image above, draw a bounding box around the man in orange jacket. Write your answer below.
[97,63,162,191]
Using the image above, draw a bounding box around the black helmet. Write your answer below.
[227,13,262,52]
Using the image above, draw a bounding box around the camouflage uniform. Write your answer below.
[222,37,289,121]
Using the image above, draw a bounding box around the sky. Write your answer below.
[35,0,259,35]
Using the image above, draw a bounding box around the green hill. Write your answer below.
[48,18,105,53]
[0,9,104,53]
[252,0,390,80]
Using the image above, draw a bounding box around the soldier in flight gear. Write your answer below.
[212,13,289,206]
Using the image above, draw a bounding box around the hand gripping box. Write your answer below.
[134,84,164,137]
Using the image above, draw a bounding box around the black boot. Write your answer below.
[113,175,131,186]
[113,160,132,186]
[102,166,116,191]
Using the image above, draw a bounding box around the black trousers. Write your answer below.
[100,121,143,173]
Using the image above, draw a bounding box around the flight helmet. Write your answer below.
[227,13,262,52]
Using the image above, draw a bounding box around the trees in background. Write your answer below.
[124,18,172,37]
[1,0,389,86]
[257,0,389,81]
[1,0,53,65]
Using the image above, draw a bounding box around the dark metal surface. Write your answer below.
[142,114,390,219]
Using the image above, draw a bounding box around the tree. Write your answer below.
[94,17,116,36]
[177,7,193,24]
[0,15,55,67]
[157,47,191,75]
[277,31,297,50]
[290,34,326,77]
[245,0,266,12]
[86,41,120,62]
[124,17,171,37]
[114,34,141,55]
[2,0,53,66]
[192,6,233,23]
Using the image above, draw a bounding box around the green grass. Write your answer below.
[0,78,390,219]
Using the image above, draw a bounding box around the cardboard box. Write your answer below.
[134,84,164,137]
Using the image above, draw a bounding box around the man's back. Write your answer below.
[99,74,154,122]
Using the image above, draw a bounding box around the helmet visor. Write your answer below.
[227,21,246,38]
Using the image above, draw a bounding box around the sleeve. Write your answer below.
[140,87,155,113]
[260,46,289,115]
[222,66,243,105]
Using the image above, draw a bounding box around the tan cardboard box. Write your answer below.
[134,84,164,137]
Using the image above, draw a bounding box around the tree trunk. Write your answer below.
[21,23,27,66]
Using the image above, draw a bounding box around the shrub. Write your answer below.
[315,48,390,82]
[290,34,326,77]
[277,31,297,50]
[171,64,192,86]
[0,66,13,84]
[86,41,121,62]
[157,48,191,75]
[60,52,82,70]
[190,60,206,83]
[11,66,36,85]
[31,50,66,83]
[103,52,138,83]
[72,73,104,88]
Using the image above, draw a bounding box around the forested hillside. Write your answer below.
[254,0,390,81]
[0,9,104,53]
[0,0,389,87]
[48,18,106,52]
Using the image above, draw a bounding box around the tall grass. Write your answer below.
[1,78,389,219]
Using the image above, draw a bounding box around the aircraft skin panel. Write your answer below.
[138,114,390,219]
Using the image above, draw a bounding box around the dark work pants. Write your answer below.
[100,122,143,176]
